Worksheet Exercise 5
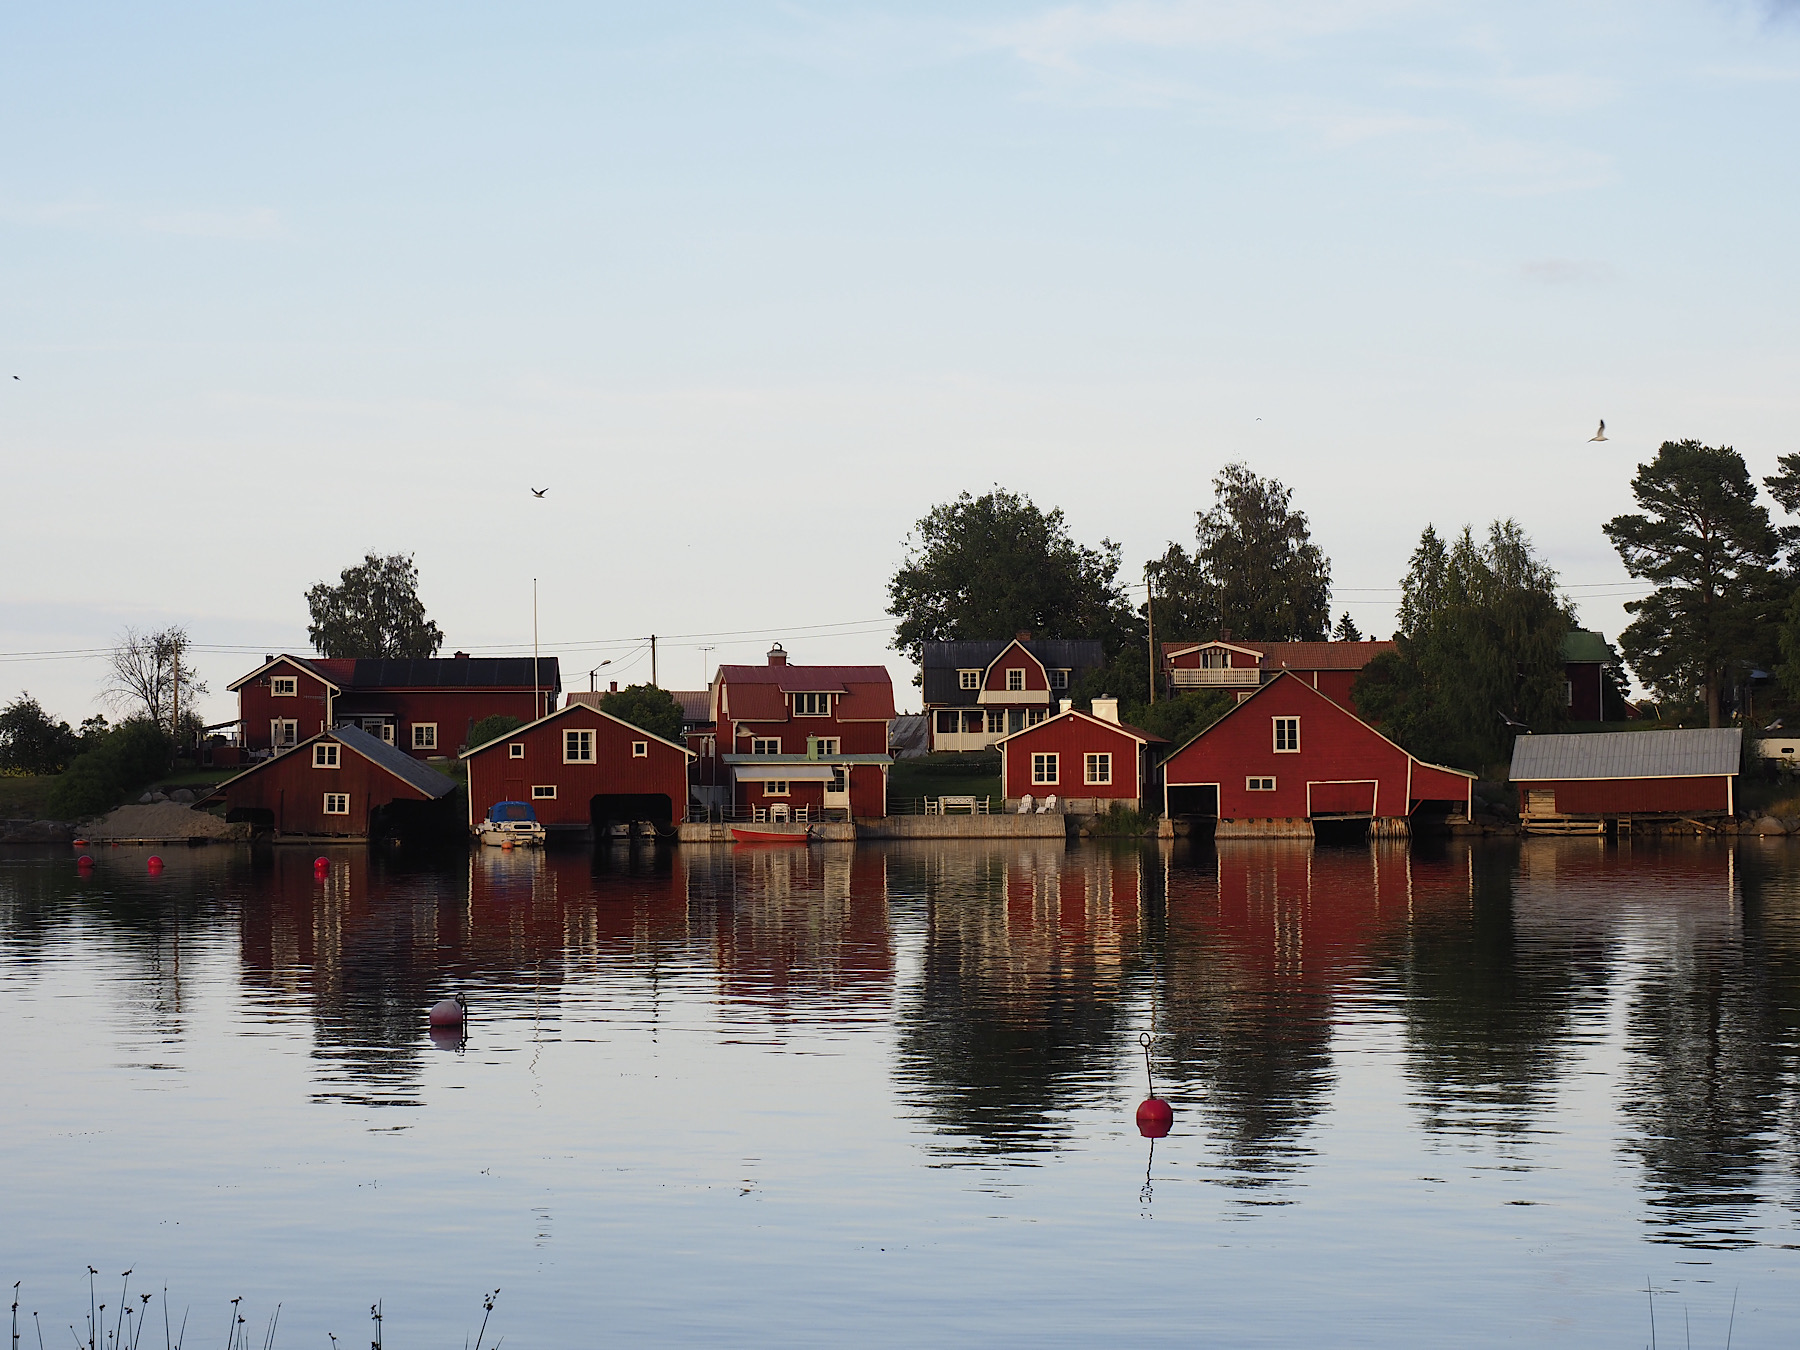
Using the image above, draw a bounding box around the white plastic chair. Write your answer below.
[1017,794,1034,814]
[1038,794,1058,814]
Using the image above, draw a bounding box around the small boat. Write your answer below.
[730,823,813,844]
[476,801,546,847]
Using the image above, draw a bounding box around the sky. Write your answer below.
[4,0,1800,723]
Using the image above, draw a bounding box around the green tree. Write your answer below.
[1146,464,1332,642]
[1604,441,1783,727]
[0,694,81,775]
[468,714,525,749]
[887,490,1138,665]
[46,719,173,818]
[1332,613,1363,642]
[305,552,444,659]
[106,626,207,732]
[599,684,685,743]
[1355,521,1572,770]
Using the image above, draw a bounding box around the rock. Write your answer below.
[1752,816,1788,835]
[169,788,195,804]
[149,791,169,803]
[0,819,76,844]
[138,792,154,805]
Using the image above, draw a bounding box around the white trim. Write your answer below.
[1085,752,1113,785]
[1304,779,1379,817]
[1163,640,1264,662]
[271,676,298,697]
[322,792,350,815]
[992,706,1157,747]
[411,722,438,751]
[531,784,557,799]
[1246,776,1276,791]
[227,654,342,694]
[792,692,832,716]
[751,737,781,755]
[270,718,299,749]
[563,728,596,763]
[312,742,340,769]
[459,699,694,762]
[1273,716,1300,753]
[1032,752,1059,785]
[632,741,648,758]
[958,669,981,690]
[508,743,525,759]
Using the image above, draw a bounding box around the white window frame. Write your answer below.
[1564,680,1574,707]
[987,709,1006,734]
[270,676,298,697]
[412,723,438,751]
[1006,668,1025,691]
[1026,708,1046,727]
[752,737,781,755]
[271,719,298,748]
[1201,648,1229,670]
[1246,776,1276,791]
[1085,752,1112,785]
[1273,717,1300,753]
[1032,752,1059,785]
[532,784,557,799]
[312,743,340,769]
[763,780,790,796]
[792,693,831,717]
[811,737,841,756]
[322,792,350,815]
[959,669,981,690]
[1049,669,1070,690]
[632,741,648,758]
[508,743,525,759]
[564,728,595,763]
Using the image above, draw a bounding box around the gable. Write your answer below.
[460,696,693,761]
[228,654,341,694]
[983,640,1049,691]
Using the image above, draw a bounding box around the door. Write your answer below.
[824,766,850,814]
[1308,781,1377,817]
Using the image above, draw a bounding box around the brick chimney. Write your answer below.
[453,651,469,659]
[1015,629,1032,641]
[609,680,618,692]
[1092,696,1120,724]
[1219,628,1233,642]
[767,643,788,666]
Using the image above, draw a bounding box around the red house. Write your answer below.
[921,636,1105,752]
[230,654,561,759]
[212,723,458,838]
[462,700,694,834]
[1510,728,1739,833]
[994,698,1166,811]
[1160,672,1474,835]
[1161,639,1395,714]
[707,644,895,818]
[1560,630,1621,722]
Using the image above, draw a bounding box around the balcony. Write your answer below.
[1170,667,1262,688]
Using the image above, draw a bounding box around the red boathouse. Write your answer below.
[1510,728,1740,834]
[1160,672,1475,837]
[211,723,458,838]
[994,699,1166,811]
[461,700,694,835]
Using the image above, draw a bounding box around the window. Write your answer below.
[271,719,298,748]
[271,676,297,697]
[412,723,438,750]
[1006,668,1025,691]
[763,780,790,796]
[322,792,350,815]
[959,670,981,690]
[564,729,595,762]
[532,784,557,799]
[811,737,840,756]
[1049,669,1070,690]
[1563,680,1574,707]
[1273,717,1300,753]
[1201,648,1229,669]
[752,737,781,755]
[312,743,340,769]
[1085,752,1112,785]
[1032,753,1059,785]
[632,741,648,758]
[508,743,525,759]
[793,693,831,716]
[1026,708,1046,726]
[828,766,848,794]
[1247,777,1276,791]
[987,709,1006,734]
[936,711,959,733]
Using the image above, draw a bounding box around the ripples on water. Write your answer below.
[3,838,1798,1346]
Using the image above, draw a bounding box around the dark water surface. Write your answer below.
[4,837,1799,1346]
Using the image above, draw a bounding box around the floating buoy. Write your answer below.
[1136,1097,1174,1138]
[501,838,514,851]
[428,994,466,1028]
[146,855,164,873]
[314,856,330,872]
[76,855,94,870]
[72,838,87,846]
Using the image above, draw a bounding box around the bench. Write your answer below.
[927,794,989,815]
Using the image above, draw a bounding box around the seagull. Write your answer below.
[530,487,547,498]
[1589,419,1607,442]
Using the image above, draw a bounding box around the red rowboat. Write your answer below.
[730,826,812,844]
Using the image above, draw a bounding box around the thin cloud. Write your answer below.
[140,207,283,240]
[1521,258,1617,285]
[991,0,1425,65]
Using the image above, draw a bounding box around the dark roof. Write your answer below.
[1559,630,1616,664]
[921,639,1105,707]
[347,657,559,689]
[1510,729,1741,782]
[716,664,897,722]
[330,724,459,797]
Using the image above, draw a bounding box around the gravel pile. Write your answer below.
[84,803,247,841]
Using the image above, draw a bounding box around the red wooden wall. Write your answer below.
[1000,715,1147,801]
[466,708,690,828]
[221,745,434,836]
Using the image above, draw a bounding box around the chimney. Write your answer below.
[1092,696,1120,724]
[1219,628,1233,642]
[453,651,469,660]
[1015,629,1032,641]
[609,680,618,692]
[1058,698,1073,715]
[767,643,788,666]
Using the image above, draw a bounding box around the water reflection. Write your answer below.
[5,836,1800,1251]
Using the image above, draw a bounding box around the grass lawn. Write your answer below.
[0,775,60,819]
[888,753,1003,810]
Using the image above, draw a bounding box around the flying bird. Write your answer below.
[530,487,547,498]
[1589,419,1607,442]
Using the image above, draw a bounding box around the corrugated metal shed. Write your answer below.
[1510,729,1741,782]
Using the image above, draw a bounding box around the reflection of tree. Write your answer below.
[892,842,1148,1157]
[1387,842,1610,1144]
[1619,847,1800,1248]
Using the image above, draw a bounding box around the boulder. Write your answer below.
[1751,816,1788,835]
[138,791,154,805]
[169,788,195,804]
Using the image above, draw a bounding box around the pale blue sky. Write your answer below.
[5,1,1800,720]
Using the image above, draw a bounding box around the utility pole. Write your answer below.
[533,579,541,719]
[171,634,182,740]
[650,634,658,688]
[699,645,715,686]
[1145,565,1157,705]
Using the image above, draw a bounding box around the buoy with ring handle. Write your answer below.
[1135,1030,1173,1138]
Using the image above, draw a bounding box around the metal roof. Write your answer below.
[330,724,459,798]
[1509,729,1742,782]
[921,639,1104,706]
[347,656,559,689]
[1559,630,1617,664]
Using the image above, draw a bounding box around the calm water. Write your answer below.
[4,837,1800,1347]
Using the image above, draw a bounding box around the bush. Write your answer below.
[46,719,174,818]
[598,685,685,743]
[468,714,525,749]
[0,694,81,775]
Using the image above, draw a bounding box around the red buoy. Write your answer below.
[76,855,94,869]
[314,857,330,871]
[72,838,87,847]
[146,855,164,873]
[428,996,466,1028]
[1136,1097,1174,1139]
